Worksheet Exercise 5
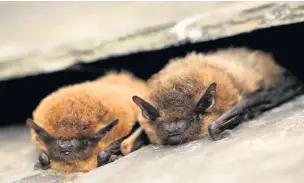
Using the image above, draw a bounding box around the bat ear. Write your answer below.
[132,96,160,121]
[195,83,217,113]
[95,119,119,139]
[26,118,51,140]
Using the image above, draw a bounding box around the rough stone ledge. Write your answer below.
[1,2,304,81]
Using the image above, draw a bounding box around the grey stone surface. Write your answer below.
[0,126,37,182]
[2,95,304,183]
[1,2,304,81]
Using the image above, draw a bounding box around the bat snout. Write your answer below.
[165,127,182,136]
[164,121,189,136]
[57,140,79,153]
[59,143,72,149]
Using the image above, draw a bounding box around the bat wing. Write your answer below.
[208,70,304,140]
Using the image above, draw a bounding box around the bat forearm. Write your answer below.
[120,127,148,155]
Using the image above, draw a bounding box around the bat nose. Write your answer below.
[165,124,183,135]
[58,141,72,150]
[165,121,190,136]
[59,144,71,148]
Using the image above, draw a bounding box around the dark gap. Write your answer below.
[1,21,304,126]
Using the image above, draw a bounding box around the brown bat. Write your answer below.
[26,71,149,172]
[132,48,304,145]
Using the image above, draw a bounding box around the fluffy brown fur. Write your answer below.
[133,48,284,145]
[29,71,147,172]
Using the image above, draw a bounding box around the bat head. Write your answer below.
[26,118,118,163]
[132,83,217,145]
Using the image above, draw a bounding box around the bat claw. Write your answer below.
[34,162,49,171]
[208,123,221,141]
[98,151,121,166]
[34,152,50,170]
[108,155,120,163]
[97,151,110,167]
[34,163,41,170]
[208,123,232,141]
[220,129,233,139]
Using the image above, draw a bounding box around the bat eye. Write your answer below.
[172,117,178,121]
[83,140,90,146]
[189,117,195,122]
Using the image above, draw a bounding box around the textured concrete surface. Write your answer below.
[1,2,304,81]
[2,95,304,183]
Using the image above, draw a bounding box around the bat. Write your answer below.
[27,71,148,172]
[132,48,304,145]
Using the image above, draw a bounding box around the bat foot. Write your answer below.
[34,162,50,171]
[208,123,232,141]
[220,129,233,139]
[97,151,121,167]
[97,151,110,167]
[34,151,50,170]
[108,154,120,163]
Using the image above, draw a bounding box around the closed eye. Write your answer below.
[83,140,90,146]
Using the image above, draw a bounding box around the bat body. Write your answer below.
[133,48,304,145]
[27,71,148,172]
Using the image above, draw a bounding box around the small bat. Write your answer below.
[132,48,304,145]
[27,71,148,172]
